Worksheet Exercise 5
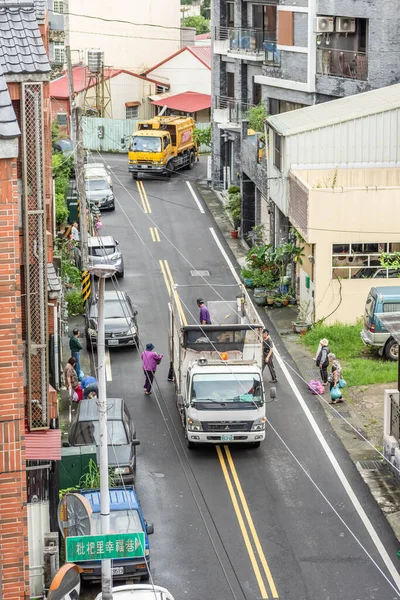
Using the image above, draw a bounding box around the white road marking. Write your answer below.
[186,181,205,214]
[209,225,400,591]
[105,349,112,381]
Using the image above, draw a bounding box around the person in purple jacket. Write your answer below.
[197,298,211,325]
[141,343,163,395]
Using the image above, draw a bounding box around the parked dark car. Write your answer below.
[86,177,115,210]
[53,138,73,156]
[85,290,138,348]
[69,398,139,483]
[88,236,124,277]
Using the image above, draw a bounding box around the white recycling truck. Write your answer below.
[169,288,267,449]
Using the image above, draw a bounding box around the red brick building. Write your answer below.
[0,1,61,598]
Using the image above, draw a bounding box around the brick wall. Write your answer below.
[50,97,70,136]
[0,158,29,599]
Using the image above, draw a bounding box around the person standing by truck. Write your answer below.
[197,298,211,325]
[262,329,278,383]
[141,343,163,395]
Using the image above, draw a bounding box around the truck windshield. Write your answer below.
[191,373,263,406]
[130,136,161,153]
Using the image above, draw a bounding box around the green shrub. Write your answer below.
[193,126,211,149]
[66,289,84,316]
[226,192,241,229]
[228,185,240,194]
[246,103,268,133]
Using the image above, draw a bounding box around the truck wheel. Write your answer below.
[188,151,195,170]
[384,338,398,361]
[167,161,175,177]
[185,435,195,450]
[252,441,261,448]
[132,174,137,180]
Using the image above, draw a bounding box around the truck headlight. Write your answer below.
[187,418,202,432]
[114,467,130,475]
[251,417,266,431]
[145,549,150,557]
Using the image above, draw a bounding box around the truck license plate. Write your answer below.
[112,567,124,575]
[108,339,119,346]
[221,434,233,441]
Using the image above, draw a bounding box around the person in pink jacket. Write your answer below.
[141,343,163,395]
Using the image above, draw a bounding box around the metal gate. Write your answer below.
[21,82,49,430]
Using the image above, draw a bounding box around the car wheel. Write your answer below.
[384,338,398,361]
[117,270,124,278]
[110,204,115,211]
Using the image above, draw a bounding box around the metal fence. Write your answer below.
[21,82,49,430]
[82,117,211,154]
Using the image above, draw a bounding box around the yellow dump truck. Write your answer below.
[128,115,198,178]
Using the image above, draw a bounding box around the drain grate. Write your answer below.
[190,269,210,277]
[357,460,384,471]
[331,411,351,419]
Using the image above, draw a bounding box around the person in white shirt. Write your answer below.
[71,221,80,242]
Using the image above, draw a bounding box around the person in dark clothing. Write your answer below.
[316,338,330,385]
[262,329,277,383]
[197,298,211,325]
[69,328,83,376]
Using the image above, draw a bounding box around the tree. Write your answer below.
[181,0,193,4]
[193,126,211,149]
[201,0,211,19]
[183,15,210,34]
[245,103,268,133]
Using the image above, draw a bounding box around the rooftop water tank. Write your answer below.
[87,49,104,73]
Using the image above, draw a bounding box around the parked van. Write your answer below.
[361,286,400,360]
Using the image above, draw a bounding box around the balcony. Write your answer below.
[214,96,253,130]
[214,27,279,65]
[316,48,368,81]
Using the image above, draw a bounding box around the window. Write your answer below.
[253,81,262,105]
[53,0,64,14]
[269,99,305,115]
[227,1,234,28]
[56,113,67,126]
[54,41,65,64]
[156,84,168,94]
[226,71,235,99]
[126,105,139,119]
[273,132,282,171]
[332,243,400,279]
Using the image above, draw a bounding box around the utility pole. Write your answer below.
[88,264,116,600]
[65,0,89,267]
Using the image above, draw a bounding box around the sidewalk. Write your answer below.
[196,180,400,542]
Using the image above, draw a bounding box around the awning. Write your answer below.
[151,91,211,114]
[25,428,61,461]
[148,91,173,102]
[125,101,141,107]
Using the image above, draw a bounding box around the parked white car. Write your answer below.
[84,162,113,189]
[95,584,175,600]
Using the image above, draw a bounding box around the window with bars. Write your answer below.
[57,113,67,125]
[332,242,400,279]
[54,41,65,64]
[53,0,64,14]
[273,132,282,171]
[126,105,139,119]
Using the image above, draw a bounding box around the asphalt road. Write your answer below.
[81,152,400,600]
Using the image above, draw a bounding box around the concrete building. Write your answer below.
[266,84,400,324]
[0,2,61,598]
[211,0,400,242]
[48,0,181,72]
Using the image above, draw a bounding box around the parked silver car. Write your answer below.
[86,177,115,210]
[84,162,113,189]
[88,235,124,277]
[85,290,138,349]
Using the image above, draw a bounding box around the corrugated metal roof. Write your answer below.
[25,428,61,460]
[47,263,61,293]
[151,90,211,113]
[0,62,20,138]
[267,83,400,137]
[187,46,211,69]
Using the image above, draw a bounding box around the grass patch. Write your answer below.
[300,322,397,387]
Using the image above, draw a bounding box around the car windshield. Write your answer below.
[86,179,110,191]
[191,373,263,405]
[90,246,116,257]
[73,420,128,445]
[130,136,161,153]
[91,510,144,535]
[105,300,130,319]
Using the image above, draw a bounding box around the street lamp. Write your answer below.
[87,264,116,600]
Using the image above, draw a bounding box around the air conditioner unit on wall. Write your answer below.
[336,17,356,33]
[315,16,334,33]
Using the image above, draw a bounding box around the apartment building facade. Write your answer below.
[211,0,400,243]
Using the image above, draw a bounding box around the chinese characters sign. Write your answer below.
[66,533,145,562]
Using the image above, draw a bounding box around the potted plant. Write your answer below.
[241,267,254,288]
[225,189,241,237]
[292,300,312,334]
[282,293,290,307]
[274,295,283,308]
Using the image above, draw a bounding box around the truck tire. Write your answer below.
[167,161,175,178]
[188,151,195,170]
[252,441,261,448]
[384,338,398,361]
[132,173,137,180]
[185,434,195,450]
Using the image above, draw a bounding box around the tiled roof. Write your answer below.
[0,0,50,75]
[0,62,20,138]
[47,263,61,293]
[34,0,45,21]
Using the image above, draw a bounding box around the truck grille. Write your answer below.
[137,160,152,165]
[201,421,253,432]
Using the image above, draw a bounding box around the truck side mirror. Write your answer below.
[177,394,184,407]
[146,523,154,535]
[132,440,140,447]
[269,387,276,400]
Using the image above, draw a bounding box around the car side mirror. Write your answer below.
[134,310,138,316]
[132,440,140,447]
[115,240,119,245]
[269,387,276,400]
[146,523,154,535]
[83,313,87,318]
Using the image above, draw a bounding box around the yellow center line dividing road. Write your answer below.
[136,180,151,213]
[150,227,160,242]
[224,446,279,598]
[159,259,187,326]
[216,446,269,599]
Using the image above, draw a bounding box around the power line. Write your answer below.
[50,9,189,32]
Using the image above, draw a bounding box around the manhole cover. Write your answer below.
[357,460,384,471]
[332,411,351,419]
[190,270,210,277]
